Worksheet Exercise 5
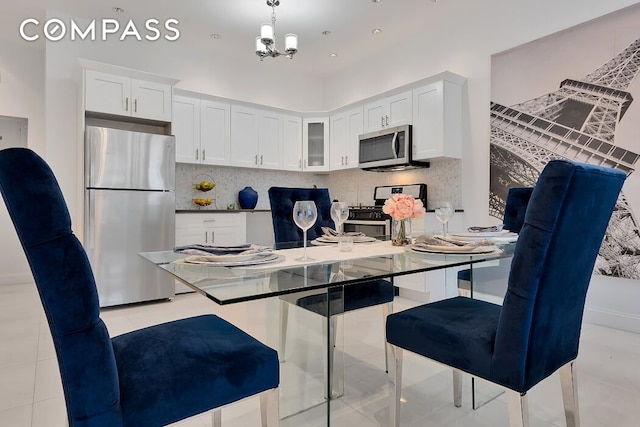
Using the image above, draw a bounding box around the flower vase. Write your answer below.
[391,218,412,246]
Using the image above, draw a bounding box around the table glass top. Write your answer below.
[140,240,515,305]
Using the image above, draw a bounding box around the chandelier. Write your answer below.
[255,0,298,60]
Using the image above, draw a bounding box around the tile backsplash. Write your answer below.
[175,158,462,211]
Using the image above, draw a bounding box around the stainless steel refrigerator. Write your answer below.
[85,126,176,307]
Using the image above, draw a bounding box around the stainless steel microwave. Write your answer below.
[358,124,430,171]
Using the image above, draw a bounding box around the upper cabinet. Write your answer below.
[283,115,303,171]
[363,90,412,133]
[85,70,172,122]
[172,95,230,165]
[412,78,463,161]
[230,105,283,170]
[330,107,363,170]
[302,117,330,172]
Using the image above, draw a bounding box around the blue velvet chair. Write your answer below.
[0,148,280,427]
[386,160,625,427]
[502,187,534,233]
[457,186,534,298]
[268,187,395,381]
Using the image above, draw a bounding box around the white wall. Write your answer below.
[0,41,44,285]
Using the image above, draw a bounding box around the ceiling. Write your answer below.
[1,0,449,77]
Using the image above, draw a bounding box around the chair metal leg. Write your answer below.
[559,361,581,427]
[212,409,222,427]
[389,345,403,427]
[259,388,280,427]
[506,390,530,427]
[452,369,462,407]
[279,300,289,362]
[382,302,393,373]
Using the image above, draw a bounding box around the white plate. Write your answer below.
[450,231,516,239]
[315,235,377,244]
[181,252,282,266]
[409,244,499,254]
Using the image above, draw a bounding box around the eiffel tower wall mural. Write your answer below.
[490,4,640,279]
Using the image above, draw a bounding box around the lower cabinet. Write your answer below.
[174,212,247,293]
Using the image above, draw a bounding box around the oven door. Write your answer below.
[343,219,390,237]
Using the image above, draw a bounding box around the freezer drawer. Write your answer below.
[85,189,175,307]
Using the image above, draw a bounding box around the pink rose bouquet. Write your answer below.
[382,194,426,220]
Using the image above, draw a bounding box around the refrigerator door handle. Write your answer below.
[87,191,95,250]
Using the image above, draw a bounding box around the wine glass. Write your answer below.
[330,202,349,235]
[434,201,454,236]
[293,200,318,261]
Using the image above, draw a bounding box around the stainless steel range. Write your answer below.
[343,184,427,237]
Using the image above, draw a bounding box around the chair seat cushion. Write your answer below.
[296,279,394,316]
[112,315,279,427]
[386,297,500,378]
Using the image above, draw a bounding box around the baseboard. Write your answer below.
[0,273,33,286]
[583,306,640,334]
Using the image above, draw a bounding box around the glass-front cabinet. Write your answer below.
[302,117,329,172]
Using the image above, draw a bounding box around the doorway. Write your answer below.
[0,115,28,149]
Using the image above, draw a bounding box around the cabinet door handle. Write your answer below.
[204,231,207,244]
[255,154,258,165]
[345,155,348,164]
[341,156,344,165]
[125,97,129,112]
[211,231,215,243]
[260,155,263,165]
[299,159,302,169]
[386,115,389,126]
[202,149,206,161]
[196,149,199,160]
[134,99,138,113]
[203,219,216,223]
[381,116,384,127]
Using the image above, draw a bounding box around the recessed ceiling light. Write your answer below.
[210,34,221,40]
[372,28,382,35]
[322,30,331,36]
[329,53,338,58]
[371,0,382,3]
[113,7,125,13]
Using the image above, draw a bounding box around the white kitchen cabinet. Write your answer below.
[258,109,283,169]
[362,90,412,133]
[174,212,247,293]
[283,115,303,171]
[85,70,172,122]
[330,107,362,170]
[230,106,283,169]
[412,78,463,160]
[175,213,247,247]
[302,117,330,172]
[173,96,231,165]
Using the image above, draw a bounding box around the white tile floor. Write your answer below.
[1,281,639,427]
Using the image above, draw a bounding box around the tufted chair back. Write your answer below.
[0,148,123,425]
[491,159,626,392]
[268,187,336,248]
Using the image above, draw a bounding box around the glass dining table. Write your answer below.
[140,239,515,426]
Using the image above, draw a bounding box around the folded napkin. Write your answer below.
[173,244,271,256]
[414,234,492,248]
[321,227,366,238]
[467,225,504,233]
